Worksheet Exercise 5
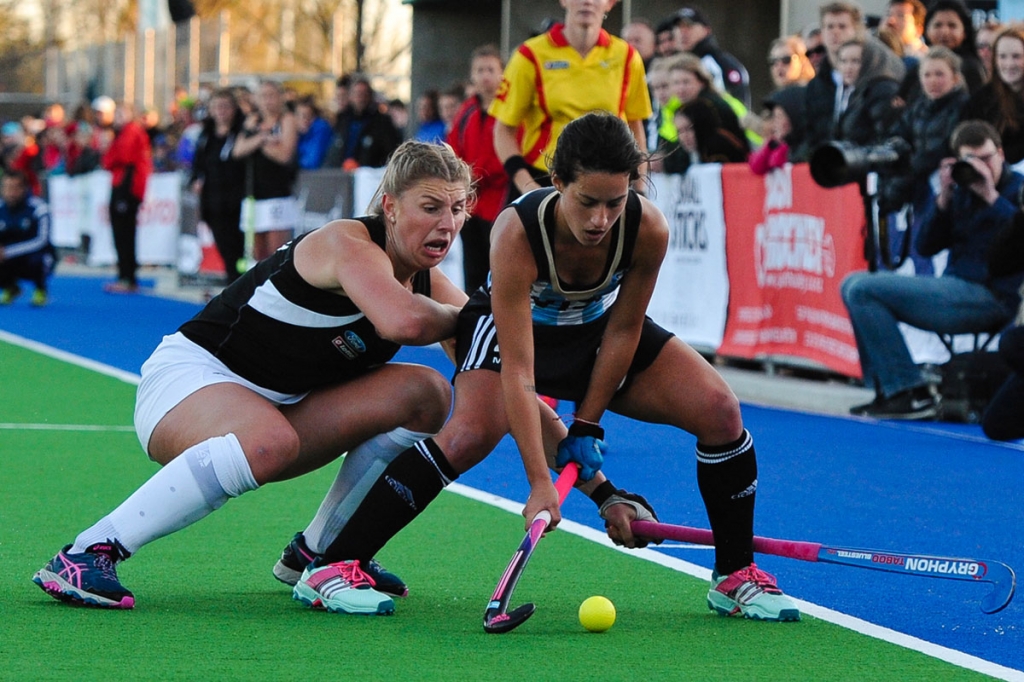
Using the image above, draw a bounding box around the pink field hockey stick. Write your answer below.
[483,463,579,633]
[632,520,1016,614]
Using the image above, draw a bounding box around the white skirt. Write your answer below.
[134,332,307,456]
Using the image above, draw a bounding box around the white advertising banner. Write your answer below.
[47,171,182,267]
[352,166,386,218]
[646,165,730,350]
[136,172,181,265]
[47,174,91,249]
[85,171,115,266]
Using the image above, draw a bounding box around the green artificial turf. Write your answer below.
[0,341,995,681]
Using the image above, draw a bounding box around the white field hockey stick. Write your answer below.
[239,194,256,275]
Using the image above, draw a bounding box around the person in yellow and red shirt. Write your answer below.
[491,0,652,202]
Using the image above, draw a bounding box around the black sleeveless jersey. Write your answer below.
[178,216,431,393]
[244,122,297,199]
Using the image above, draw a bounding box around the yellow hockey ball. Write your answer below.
[579,595,616,632]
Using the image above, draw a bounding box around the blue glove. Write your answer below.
[556,421,607,481]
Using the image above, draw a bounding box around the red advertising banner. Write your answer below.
[717,163,868,378]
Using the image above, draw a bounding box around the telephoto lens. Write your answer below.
[951,160,984,186]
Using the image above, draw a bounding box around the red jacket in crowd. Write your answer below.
[446,95,507,223]
[10,142,42,197]
[102,120,152,201]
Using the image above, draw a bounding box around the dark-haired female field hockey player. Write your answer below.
[281,112,800,622]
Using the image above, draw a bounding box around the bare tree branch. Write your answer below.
[0,0,410,97]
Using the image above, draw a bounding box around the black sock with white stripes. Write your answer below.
[695,429,757,577]
[321,438,458,565]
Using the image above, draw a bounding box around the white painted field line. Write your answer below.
[0,330,142,385]
[449,482,1024,682]
[0,423,135,432]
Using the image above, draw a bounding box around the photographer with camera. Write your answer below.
[840,120,1024,420]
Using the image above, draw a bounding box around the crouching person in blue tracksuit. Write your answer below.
[0,170,55,306]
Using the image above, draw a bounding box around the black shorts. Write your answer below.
[454,291,674,403]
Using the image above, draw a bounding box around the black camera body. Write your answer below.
[809,138,912,189]
[950,160,984,186]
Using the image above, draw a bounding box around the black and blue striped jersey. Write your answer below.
[510,186,641,327]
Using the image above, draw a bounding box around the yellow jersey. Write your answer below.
[489,23,652,171]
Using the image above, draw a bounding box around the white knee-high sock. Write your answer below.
[71,434,258,556]
[304,427,430,554]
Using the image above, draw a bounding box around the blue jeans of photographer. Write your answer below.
[841,271,1012,397]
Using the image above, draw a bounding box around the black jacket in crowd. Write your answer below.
[323,106,401,169]
[190,114,247,216]
[882,86,969,211]
[833,38,906,147]
[803,58,839,159]
[961,83,1024,165]
[689,34,751,109]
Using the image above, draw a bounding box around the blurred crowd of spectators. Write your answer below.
[3,1,1024,435]
[0,79,419,199]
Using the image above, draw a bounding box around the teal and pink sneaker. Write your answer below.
[707,563,800,621]
[293,560,395,615]
[273,531,408,597]
[32,542,135,609]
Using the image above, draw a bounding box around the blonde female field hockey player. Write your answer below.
[33,141,475,615]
